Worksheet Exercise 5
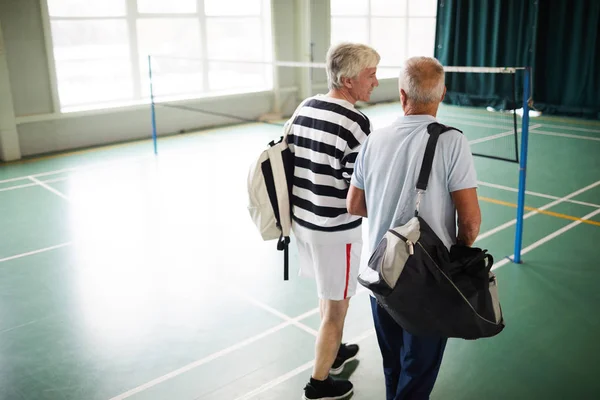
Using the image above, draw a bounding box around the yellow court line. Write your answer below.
[479,196,600,227]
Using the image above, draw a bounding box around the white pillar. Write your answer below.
[0,21,21,162]
[295,0,312,101]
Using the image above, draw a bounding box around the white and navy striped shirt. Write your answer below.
[286,95,371,242]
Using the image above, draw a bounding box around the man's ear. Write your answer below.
[400,88,407,107]
[441,86,447,102]
[341,76,353,89]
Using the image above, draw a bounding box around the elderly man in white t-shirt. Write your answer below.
[347,56,481,400]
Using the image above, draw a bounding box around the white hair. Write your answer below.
[398,57,445,104]
[326,42,380,90]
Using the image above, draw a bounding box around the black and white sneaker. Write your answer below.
[329,343,359,375]
[302,376,353,400]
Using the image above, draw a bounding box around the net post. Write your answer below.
[513,67,531,263]
[148,55,158,155]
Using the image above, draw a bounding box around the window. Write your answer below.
[137,0,197,14]
[45,0,272,111]
[330,0,438,79]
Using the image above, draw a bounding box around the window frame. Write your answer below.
[41,0,273,113]
[330,0,438,79]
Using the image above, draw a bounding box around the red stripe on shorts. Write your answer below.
[344,243,351,299]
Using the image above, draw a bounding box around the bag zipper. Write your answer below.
[388,229,415,255]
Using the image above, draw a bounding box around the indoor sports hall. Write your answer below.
[0,1,598,399]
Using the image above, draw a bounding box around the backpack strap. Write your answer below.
[415,123,462,215]
[268,99,309,281]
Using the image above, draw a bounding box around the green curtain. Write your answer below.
[435,0,537,110]
[435,0,600,119]
[533,0,600,119]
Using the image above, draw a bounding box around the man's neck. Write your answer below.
[327,89,357,105]
[402,103,438,117]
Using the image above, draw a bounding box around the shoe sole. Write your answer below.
[329,353,358,375]
[302,387,354,400]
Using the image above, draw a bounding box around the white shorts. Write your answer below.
[296,239,363,301]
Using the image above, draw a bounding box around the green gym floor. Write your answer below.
[1,103,599,400]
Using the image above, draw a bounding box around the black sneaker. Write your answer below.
[302,376,353,400]
[329,343,359,375]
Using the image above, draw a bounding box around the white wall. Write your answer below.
[1,0,54,116]
[0,0,399,159]
[0,28,20,161]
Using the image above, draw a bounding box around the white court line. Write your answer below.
[0,242,73,264]
[110,287,370,400]
[108,307,321,400]
[0,182,38,192]
[0,175,32,185]
[443,114,600,141]
[476,180,600,242]
[0,315,56,335]
[529,130,600,142]
[467,123,541,145]
[0,177,69,193]
[440,118,514,130]
[0,167,79,185]
[468,130,514,145]
[235,292,319,337]
[28,176,71,201]
[533,124,600,134]
[493,207,600,270]
[0,154,152,185]
[233,328,376,400]
[439,110,600,134]
[477,181,600,208]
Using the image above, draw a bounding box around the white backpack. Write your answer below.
[247,102,305,280]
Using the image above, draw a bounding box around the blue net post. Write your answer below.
[148,55,158,155]
[513,68,531,263]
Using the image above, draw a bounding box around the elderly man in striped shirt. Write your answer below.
[286,42,380,400]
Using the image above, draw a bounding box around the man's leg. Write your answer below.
[370,296,404,400]
[301,241,357,399]
[303,298,353,400]
[312,298,349,380]
[395,330,447,399]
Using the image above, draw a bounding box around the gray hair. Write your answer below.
[398,57,445,104]
[326,42,381,90]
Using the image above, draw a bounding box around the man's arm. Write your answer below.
[347,185,367,217]
[451,188,481,246]
[341,120,370,183]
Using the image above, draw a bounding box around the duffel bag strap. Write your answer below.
[414,122,463,216]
